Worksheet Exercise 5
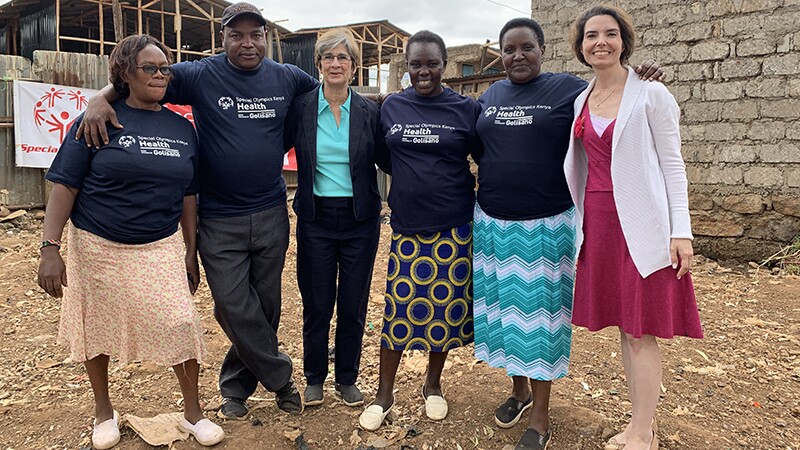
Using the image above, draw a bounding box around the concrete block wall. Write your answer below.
[531,0,800,261]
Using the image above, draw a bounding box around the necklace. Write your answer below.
[592,75,625,108]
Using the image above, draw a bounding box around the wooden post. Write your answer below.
[266,28,273,59]
[210,6,215,54]
[112,0,124,42]
[160,1,165,46]
[358,41,363,87]
[377,24,382,91]
[55,0,60,51]
[174,0,182,61]
[137,0,142,34]
[99,0,104,54]
[275,30,283,63]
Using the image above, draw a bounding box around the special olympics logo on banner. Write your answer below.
[32,86,88,143]
[13,80,99,168]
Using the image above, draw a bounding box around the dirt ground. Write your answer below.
[0,207,797,450]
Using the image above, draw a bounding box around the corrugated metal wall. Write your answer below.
[0,51,109,205]
[19,4,57,61]
[281,35,319,79]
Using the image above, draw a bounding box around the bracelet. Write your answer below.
[40,239,61,250]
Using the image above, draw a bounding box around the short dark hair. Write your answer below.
[570,5,636,67]
[406,30,447,62]
[499,17,544,48]
[109,34,173,98]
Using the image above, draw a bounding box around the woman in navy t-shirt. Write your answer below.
[358,30,482,432]
[38,35,223,449]
[473,17,663,450]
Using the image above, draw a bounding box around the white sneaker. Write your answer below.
[179,418,225,446]
[92,410,120,450]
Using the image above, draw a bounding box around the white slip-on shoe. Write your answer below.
[92,410,120,450]
[179,418,225,446]
[422,385,448,420]
[358,399,393,431]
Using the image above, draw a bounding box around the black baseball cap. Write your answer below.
[221,2,267,28]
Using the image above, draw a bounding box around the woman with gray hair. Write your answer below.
[285,28,390,408]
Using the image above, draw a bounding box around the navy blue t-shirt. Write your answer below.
[47,100,198,245]
[164,54,318,218]
[381,88,482,234]
[476,73,587,220]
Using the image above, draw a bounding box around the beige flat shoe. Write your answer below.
[179,418,225,446]
[358,399,393,431]
[605,417,658,450]
[650,431,659,450]
[422,385,448,420]
[92,410,120,450]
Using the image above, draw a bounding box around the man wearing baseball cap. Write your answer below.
[78,1,319,421]
[220,1,267,27]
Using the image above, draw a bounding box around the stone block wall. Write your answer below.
[531,0,800,261]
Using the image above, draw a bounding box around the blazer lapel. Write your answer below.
[574,78,593,120]
[612,67,645,147]
[348,93,365,175]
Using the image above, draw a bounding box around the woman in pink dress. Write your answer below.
[564,6,703,450]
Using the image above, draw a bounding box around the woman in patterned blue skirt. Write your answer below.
[473,18,662,450]
[358,30,482,431]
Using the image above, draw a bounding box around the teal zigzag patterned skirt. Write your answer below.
[473,203,576,380]
[381,222,474,352]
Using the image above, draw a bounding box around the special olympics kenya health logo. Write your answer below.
[32,87,89,143]
[484,106,497,117]
[389,124,403,135]
[218,96,234,110]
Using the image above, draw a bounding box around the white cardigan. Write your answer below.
[564,67,693,278]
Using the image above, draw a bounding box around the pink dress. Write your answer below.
[571,103,703,339]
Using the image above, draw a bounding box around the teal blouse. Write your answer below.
[314,86,353,197]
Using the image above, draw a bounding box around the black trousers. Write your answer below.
[297,196,381,386]
[198,204,292,400]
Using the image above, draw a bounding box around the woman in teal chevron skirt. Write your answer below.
[472,17,662,450]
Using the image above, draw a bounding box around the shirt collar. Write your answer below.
[317,84,352,114]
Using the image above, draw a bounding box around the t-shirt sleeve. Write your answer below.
[289,64,320,95]
[163,61,199,105]
[564,73,589,98]
[45,116,93,190]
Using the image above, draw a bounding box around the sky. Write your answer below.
[251,0,532,46]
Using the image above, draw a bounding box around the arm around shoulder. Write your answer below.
[373,105,391,174]
[76,84,123,148]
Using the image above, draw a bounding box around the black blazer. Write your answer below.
[286,88,390,222]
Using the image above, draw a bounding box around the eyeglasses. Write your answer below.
[321,54,352,63]
[136,64,173,76]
